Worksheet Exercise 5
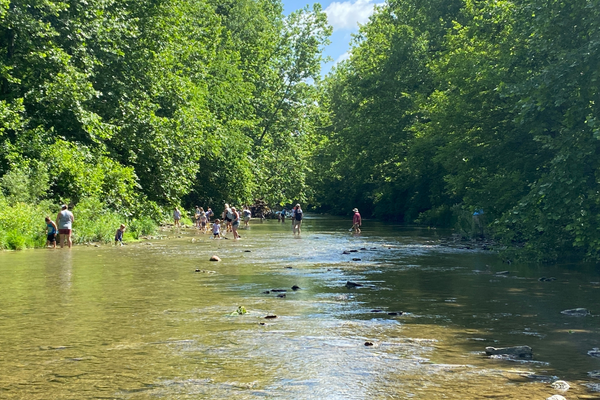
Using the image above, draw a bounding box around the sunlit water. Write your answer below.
[1,216,599,399]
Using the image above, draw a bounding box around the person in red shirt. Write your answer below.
[352,208,361,233]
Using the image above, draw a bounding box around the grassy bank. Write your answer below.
[0,196,158,250]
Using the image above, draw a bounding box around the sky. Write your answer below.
[282,0,384,75]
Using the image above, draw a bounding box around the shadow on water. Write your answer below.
[0,215,599,399]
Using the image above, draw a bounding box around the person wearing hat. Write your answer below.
[56,204,75,248]
[351,208,361,233]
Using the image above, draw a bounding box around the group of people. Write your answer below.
[44,204,75,249]
[44,203,362,248]
[172,204,253,240]
[45,204,128,249]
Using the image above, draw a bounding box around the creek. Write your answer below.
[0,216,599,399]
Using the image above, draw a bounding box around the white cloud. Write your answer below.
[335,51,351,64]
[325,0,382,31]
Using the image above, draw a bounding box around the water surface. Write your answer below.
[1,216,599,399]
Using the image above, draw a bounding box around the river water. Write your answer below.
[1,216,599,399]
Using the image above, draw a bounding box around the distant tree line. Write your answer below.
[311,0,600,261]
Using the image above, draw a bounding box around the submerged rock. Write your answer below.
[345,281,363,288]
[271,289,287,292]
[496,270,510,275]
[264,315,277,319]
[349,249,358,253]
[370,309,383,313]
[546,396,566,400]
[262,291,270,294]
[291,285,301,291]
[485,345,533,359]
[588,348,600,358]
[364,341,374,346]
[209,255,221,262]
[342,251,350,255]
[538,277,557,282]
[589,370,600,379]
[351,258,361,261]
[277,293,286,298]
[387,312,403,316]
[561,308,590,317]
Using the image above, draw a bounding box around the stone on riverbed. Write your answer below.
[345,281,363,288]
[209,255,221,262]
[291,285,300,291]
[560,308,590,317]
[589,370,600,379]
[588,348,600,358]
[485,345,533,359]
[546,396,566,400]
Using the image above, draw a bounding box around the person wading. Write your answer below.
[56,204,74,248]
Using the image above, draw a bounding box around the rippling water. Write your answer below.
[1,216,599,399]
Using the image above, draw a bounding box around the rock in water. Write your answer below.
[561,308,590,317]
[352,258,361,261]
[209,255,221,262]
[345,281,363,288]
[588,348,600,358]
[551,380,570,391]
[588,370,600,379]
[546,396,566,400]
[364,342,374,346]
[485,345,533,359]
[291,285,300,291]
[277,293,286,298]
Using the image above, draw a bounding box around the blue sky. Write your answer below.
[282,0,383,75]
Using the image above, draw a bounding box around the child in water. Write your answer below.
[45,216,58,248]
[115,224,126,246]
[212,219,222,239]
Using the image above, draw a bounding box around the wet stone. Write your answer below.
[588,348,600,358]
[352,258,361,261]
[277,294,286,298]
[546,396,566,400]
[589,370,600,379]
[209,255,221,262]
[345,281,363,288]
[485,345,533,359]
[371,309,383,313]
[561,308,590,317]
[291,285,300,291]
[264,315,277,319]
[539,277,557,282]
[342,251,350,255]
[496,271,510,275]
[387,312,403,316]
[271,289,287,292]
[364,342,374,346]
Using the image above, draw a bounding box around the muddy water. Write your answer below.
[0,216,599,399]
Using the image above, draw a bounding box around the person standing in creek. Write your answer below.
[56,204,74,248]
[351,208,362,233]
[292,204,303,235]
[173,207,181,227]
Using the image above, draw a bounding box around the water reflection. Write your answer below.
[0,218,599,399]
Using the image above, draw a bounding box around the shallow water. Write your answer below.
[1,216,599,399]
